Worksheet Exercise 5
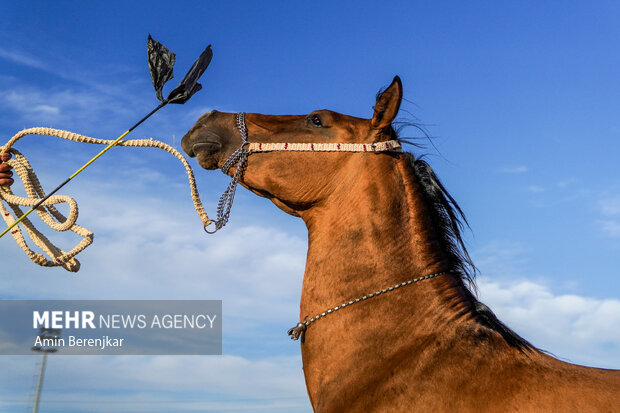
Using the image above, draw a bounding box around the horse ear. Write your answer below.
[371,76,403,129]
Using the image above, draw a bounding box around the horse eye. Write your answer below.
[309,114,322,127]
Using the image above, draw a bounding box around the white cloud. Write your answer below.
[31,104,61,116]
[477,277,620,368]
[0,81,200,145]
[526,184,545,193]
[0,46,142,101]
[185,106,215,121]
[0,355,311,412]
[472,240,530,277]
[500,165,528,174]
[184,105,242,123]
[473,240,620,367]
[0,87,125,125]
[0,47,46,70]
[557,178,579,188]
[598,219,620,237]
[600,195,620,216]
[0,46,149,135]
[596,195,620,237]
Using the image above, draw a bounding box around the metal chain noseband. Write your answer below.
[204,113,250,234]
[287,271,449,342]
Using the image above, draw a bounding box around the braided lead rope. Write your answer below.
[248,140,401,153]
[0,127,212,272]
[0,148,92,271]
[287,271,449,342]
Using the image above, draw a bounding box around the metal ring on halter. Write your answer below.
[203,222,218,234]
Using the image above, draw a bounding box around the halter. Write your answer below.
[204,112,402,233]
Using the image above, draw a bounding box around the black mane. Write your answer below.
[408,154,476,285]
[395,131,536,352]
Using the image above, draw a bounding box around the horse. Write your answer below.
[181,76,620,412]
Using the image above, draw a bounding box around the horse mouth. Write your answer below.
[188,142,221,170]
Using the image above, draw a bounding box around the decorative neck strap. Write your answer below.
[288,271,449,342]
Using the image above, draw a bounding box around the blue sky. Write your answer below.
[1,1,619,412]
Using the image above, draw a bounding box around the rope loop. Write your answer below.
[0,127,212,272]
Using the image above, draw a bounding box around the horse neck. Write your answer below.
[296,154,477,408]
[299,154,467,313]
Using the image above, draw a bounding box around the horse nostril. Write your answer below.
[191,142,222,155]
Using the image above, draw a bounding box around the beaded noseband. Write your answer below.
[204,112,402,233]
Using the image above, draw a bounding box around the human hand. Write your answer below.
[0,152,14,186]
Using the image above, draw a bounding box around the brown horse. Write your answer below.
[182,77,620,412]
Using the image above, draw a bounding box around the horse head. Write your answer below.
[181,76,403,215]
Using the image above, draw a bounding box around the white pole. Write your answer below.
[32,352,47,413]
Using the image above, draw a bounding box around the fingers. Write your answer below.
[0,152,14,186]
[0,170,14,186]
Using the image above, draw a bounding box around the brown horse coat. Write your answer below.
[182,77,620,412]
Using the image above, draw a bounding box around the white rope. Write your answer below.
[0,127,212,272]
